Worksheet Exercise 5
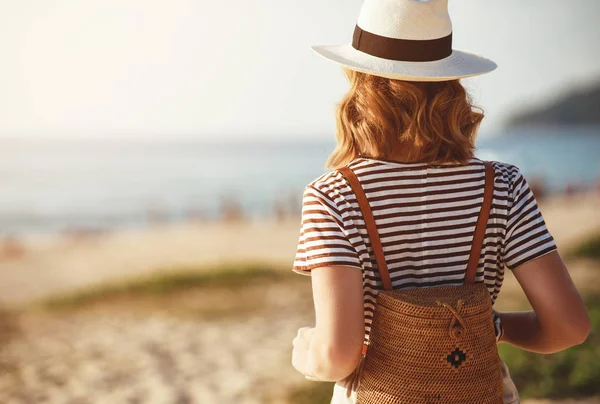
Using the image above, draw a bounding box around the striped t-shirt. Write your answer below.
[292,157,557,343]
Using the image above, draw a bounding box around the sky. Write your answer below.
[1,0,599,140]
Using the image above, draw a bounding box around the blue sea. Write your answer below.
[1,128,598,235]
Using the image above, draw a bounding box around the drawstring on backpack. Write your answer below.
[436,299,467,340]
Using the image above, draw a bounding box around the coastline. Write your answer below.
[1,192,598,307]
[0,217,302,307]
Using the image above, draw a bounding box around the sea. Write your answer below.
[1,127,598,236]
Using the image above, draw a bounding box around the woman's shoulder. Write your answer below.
[487,159,520,174]
[302,169,348,203]
[485,159,527,188]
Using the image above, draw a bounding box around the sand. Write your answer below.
[0,282,315,404]
[0,218,301,307]
[1,192,598,307]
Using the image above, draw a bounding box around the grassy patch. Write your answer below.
[31,264,290,311]
[499,292,600,399]
[286,382,335,404]
[568,233,600,260]
[0,306,22,385]
[0,306,21,346]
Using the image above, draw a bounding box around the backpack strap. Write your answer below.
[465,161,495,284]
[339,166,393,291]
[339,160,494,291]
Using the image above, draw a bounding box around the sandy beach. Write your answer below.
[0,218,301,307]
[1,192,598,307]
[0,192,599,403]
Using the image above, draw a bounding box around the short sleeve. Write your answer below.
[503,168,557,270]
[292,185,362,275]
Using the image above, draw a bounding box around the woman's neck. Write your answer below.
[363,147,426,164]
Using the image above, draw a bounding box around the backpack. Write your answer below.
[337,161,503,403]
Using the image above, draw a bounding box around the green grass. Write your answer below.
[568,233,600,260]
[499,292,600,399]
[0,306,22,383]
[31,263,289,311]
[286,381,335,404]
[0,306,20,346]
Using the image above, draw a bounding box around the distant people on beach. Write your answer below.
[31,177,599,234]
[287,191,301,217]
[62,227,107,241]
[0,235,26,261]
[528,177,547,201]
[219,194,246,223]
[146,203,170,225]
[564,179,591,197]
[273,198,286,223]
[185,204,209,224]
[516,174,598,202]
[272,190,302,223]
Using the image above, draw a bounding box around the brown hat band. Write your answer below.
[352,25,453,62]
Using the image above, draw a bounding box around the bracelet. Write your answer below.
[493,311,504,342]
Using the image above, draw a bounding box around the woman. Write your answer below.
[290,1,591,403]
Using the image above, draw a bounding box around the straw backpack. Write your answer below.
[337,161,503,403]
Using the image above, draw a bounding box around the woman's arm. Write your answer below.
[297,265,365,382]
[496,251,590,354]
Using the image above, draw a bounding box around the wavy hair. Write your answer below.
[325,68,484,169]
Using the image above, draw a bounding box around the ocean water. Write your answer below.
[0,128,598,235]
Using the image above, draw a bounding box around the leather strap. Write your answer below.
[338,161,494,291]
[465,161,494,284]
[339,166,393,291]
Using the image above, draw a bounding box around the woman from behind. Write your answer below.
[290,1,590,403]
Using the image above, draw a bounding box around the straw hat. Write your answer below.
[311,0,497,82]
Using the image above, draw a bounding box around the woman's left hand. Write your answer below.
[292,326,321,380]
